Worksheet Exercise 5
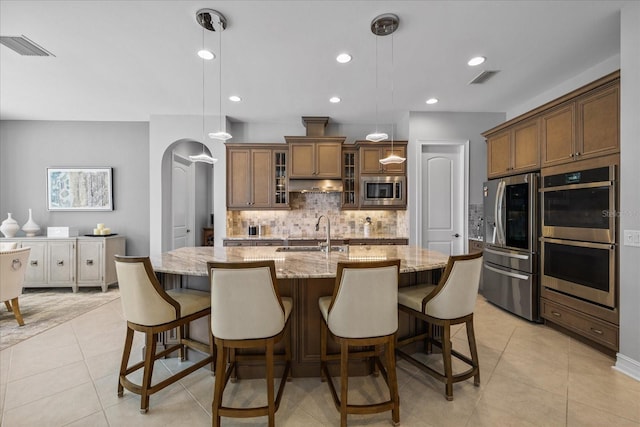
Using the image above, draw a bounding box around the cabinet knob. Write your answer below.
[590,327,604,335]
[575,152,581,157]
[570,153,574,158]
[57,260,64,266]
[551,311,561,317]
[86,259,94,266]
[30,260,38,266]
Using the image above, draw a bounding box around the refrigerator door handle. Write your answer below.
[484,248,530,260]
[484,264,529,281]
[495,181,506,245]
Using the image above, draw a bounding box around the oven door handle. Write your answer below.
[484,248,530,260]
[484,264,529,281]
[540,181,614,192]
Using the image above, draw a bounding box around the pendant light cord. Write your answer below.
[202,26,205,142]
[390,30,394,153]
[374,33,379,134]
[218,17,223,132]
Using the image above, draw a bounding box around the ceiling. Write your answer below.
[0,1,625,127]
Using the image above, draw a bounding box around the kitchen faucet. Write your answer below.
[315,215,331,253]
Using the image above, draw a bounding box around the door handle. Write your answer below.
[452,233,460,238]
[186,229,191,233]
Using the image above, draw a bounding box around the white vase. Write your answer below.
[0,213,20,238]
[22,208,40,237]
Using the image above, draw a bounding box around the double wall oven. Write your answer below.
[540,164,617,308]
[483,173,539,321]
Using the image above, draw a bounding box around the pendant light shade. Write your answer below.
[379,153,405,165]
[365,132,389,143]
[197,9,232,142]
[189,152,218,164]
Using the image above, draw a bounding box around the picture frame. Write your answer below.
[47,167,114,211]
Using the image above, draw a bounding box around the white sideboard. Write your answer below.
[2,235,125,292]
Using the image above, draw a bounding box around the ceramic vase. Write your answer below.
[0,213,20,238]
[21,208,40,237]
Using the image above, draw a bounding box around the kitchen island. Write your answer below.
[151,245,449,377]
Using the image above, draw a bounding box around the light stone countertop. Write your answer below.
[151,245,448,279]
[224,233,408,241]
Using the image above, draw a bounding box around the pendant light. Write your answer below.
[375,13,406,165]
[365,16,388,143]
[200,9,232,141]
[190,9,220,164]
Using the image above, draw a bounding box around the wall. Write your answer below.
[407,112,505,244]
[0,120,150,256]
[616,1,640,381]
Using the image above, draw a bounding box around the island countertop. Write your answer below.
[151,245,449,279]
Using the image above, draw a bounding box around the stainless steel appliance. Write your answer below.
[361,176,406,207]
[540,165,616,243]
[540,162,617,308]
[483,172,539,321]
[540,237,616,308]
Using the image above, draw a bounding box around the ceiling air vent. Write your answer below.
[469,70,499,84]
[0,35,54,56]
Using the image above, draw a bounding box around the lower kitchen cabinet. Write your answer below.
[3,235,126,292]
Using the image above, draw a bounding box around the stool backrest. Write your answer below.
[115,256,180,326]
[0,247,31,301]
[208,260,285,340]
[0,242,18,251]
[328,259,400,338]
[424,253,483,319]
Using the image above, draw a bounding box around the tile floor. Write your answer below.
[1,296,639,426]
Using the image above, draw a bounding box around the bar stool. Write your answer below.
[319,259,401,427]
[396,252,483,400]
[114,256,215,413]
[207,260,292,427]
[1,247,31,326]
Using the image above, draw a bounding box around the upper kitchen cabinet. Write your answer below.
[357,141,407,175]
[486,118,540,178]
[226,144,289,209]
[542,82,619,167]
[342,146,359,209]
[285,137,344,178]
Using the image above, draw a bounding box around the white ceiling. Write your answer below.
[0,1,625,126]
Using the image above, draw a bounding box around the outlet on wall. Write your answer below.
[623,230,640,247]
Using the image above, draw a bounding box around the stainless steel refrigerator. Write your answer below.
[482,172,540,321]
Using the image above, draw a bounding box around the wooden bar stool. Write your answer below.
[319,259,401,427]
[114,256,215,413]
[396,252,483,400]
[207,260,292,427]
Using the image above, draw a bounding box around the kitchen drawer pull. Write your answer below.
[484,264,529,280]
[30,260,38,266]
[590,327,604,335]
[484,248,529,260]
[57,260,64,266]
[551,311,562,317]
[86,259,94,265]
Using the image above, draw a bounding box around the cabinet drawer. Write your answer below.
[542,298,618,350]
[223,240,254,247]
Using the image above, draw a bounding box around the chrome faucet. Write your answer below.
[315,215,331,253]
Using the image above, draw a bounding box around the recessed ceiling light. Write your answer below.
[336,53,352,63]
[329,96,341,103]
[468,56,486,66]
[229,95,241,102]
[198,49,215,60]
[426,98,439,105]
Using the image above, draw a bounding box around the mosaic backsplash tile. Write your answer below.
[227,193,408,238]
[469,203,483,239]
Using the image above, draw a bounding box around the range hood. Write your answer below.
[288,179,343,193]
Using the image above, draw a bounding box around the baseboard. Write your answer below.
[613,353,640,382]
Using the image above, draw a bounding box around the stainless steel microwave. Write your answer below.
[361,176,406,207]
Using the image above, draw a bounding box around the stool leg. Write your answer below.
[230,348,238,382]
[386,335,400,426]
[117,326,135,397]
[4,300,13,312]
[208,317,216,373]
[266,340,275,427]
[442,321,453,401]
[340,340,349,427]
[140,331,157,413]
[320,320,328,382]
[466,317,480,386]
[212,344,227,427]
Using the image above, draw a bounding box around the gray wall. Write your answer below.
[0,120,150,255]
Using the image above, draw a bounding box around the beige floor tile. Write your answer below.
[2,381,102,427]
[64,410,110,427]
[567,399,640,426]
[9,322,78,359]
[7,341,84,382]
[450,334,503,383]
[493,350,568,395]
[475,372,567,426]
[3,360,92,410]
[0,347,11,385]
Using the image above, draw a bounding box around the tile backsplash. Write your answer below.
[227,193,408,237]
[469,203,483,239]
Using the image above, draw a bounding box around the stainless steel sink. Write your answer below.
[275,245,348,253]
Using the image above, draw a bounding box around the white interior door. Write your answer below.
[421,144,466,256]
[172,153,195,249]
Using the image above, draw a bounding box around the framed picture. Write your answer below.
[47,167,114,211]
